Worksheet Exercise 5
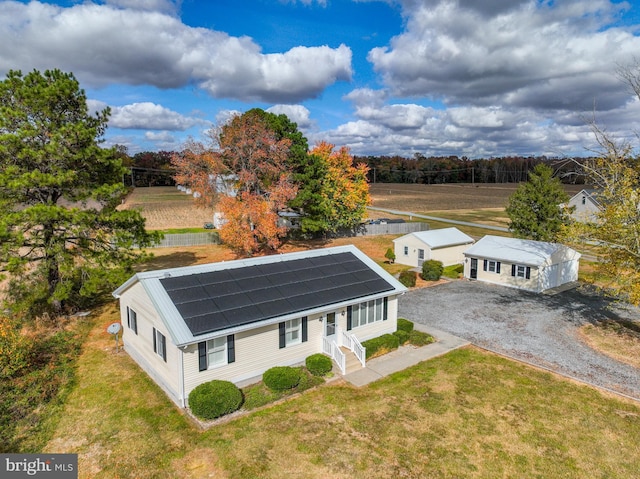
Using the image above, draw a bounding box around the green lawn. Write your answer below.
[44,307,640,479]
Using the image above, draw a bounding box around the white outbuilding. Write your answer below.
[393,227,475,267]
[463,235,581,293]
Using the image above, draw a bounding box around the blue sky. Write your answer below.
[2,0,640,158]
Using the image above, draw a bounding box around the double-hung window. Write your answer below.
[198,335,235,371]
[279,317,308,348]
[511,264,531,279]
[403,246,409,255]
[153,327,167,362]
[126,307,138,334]
[483,259,501,274]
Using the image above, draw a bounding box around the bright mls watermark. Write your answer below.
[1,454,77,478]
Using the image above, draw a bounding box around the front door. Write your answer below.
[325,312,336,338]
[418,249,425,267]
[470,258,478,279]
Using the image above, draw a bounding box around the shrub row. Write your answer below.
[362,333,400,359]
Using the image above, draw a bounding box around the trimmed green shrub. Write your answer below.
[398,270,417,287]
[393,330,410,345]
[263,366,301,391]
[385,248,396,263]
[421,260,444,281]
[396,318,414,333]
[442,263,464,279]
[409,330,436,347]
[188,380,243,420]
[362,333,400,359]
[306,353,333,376]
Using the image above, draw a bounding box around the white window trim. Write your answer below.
[206,337,227,369]
[515,265,527,278]
[285,318,302,346]
[487,260,498,273]
[403,246,409,255]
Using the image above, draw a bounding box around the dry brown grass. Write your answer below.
[579,321,640,369]
[118,186,213,230]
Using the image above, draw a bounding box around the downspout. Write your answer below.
[179,346,186,408]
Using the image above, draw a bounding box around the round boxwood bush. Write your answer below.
[393,329,410,345]
[421,260,444,281]
[263,366,301,391]
[306,353,333,376]
[188,380,243,420]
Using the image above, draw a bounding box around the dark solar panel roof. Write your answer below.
[160,252,395,336]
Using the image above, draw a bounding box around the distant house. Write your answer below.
[566,188,601,223]
[463,235,581,293]
[393,227,475,267]
[112,245,407,408]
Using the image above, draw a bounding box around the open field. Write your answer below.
[118,187,213,230]
[369,182,584,212]
[123,183,585,232]
[45,306,640,479]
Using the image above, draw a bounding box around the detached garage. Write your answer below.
[393,227,475,267]
[463,235,581,293]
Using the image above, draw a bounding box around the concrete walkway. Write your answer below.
[342,324,470,387]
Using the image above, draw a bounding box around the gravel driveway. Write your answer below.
[398,280,640,400]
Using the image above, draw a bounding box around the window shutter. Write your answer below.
[526,267,531,280]
[383,297,388,321]
[346,306,352,331]
[302,317,308,342]
[227,335,235,363]
[483,259,488,271]
[198,342,207,371]
[161,334,167,362]
[153,327,157,353]
[127,307,131,328]
[511,264,516,277]
[279,322,286,349]
[496,262,501,274]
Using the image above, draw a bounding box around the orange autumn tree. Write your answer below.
[307,141,370,233]
[170,139,224,208]
[216,111,298,255]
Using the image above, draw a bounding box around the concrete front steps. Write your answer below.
[341,347,364,374]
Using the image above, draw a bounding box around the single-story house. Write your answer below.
[393,227,475,267]
[463,235,581,293]
[565,188,601,223]
[112,245,407,408]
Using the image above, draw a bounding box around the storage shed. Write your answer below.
[463,235,581,293]
[393,227,474,267]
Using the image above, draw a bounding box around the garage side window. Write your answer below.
[511,264,531,279]
[483,259,501,274]
[126,306,138,334]
[403,246,408,255]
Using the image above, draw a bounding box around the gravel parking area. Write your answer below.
[398,280,640,400]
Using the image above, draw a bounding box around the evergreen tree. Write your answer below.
[505,163,571,242]
[0,69,159,318]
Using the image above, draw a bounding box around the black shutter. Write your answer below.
[279,322,286,349]
[227,335,235,363]
[302,317,308,342]
[526,267,531,280]
[496,262,501,274]
[153,327,157,353]
[198,342,207,371]
[483,259,488,271]
[347,306,352,331]
[383,297,388,321]
[127,307,131,328]
[511,264,516,277]
[161,334,167,362]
